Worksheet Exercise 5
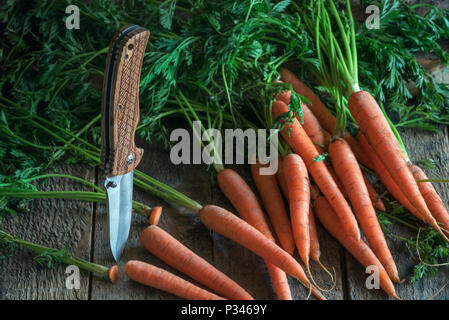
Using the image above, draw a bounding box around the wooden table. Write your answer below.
[1,125,449,300]
[1,0,449,301]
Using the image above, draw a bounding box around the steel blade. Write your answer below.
[105,170,134,262]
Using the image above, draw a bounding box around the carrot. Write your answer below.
[217,168,293,300]
[250,160,295,255]
[348,91,449,243]
[149,206,163,226]
[272,100,360,241]
[358,133,424,220]
[276,156,289,201]
[276,89,330,153]
[408,164,449,237]
[199,204,326,300]
[108,265,119,283]
[279,68,373,170]
[313,196,400,299]
[283,153,311,269]
[140,225,254,300]
[329,138,399,283]
[124,260,225,300]
[357,128,448,240]
[266,264,292,300]
[308,205,320,263]
[363,174,386,212]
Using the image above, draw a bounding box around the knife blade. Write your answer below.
[100,25,150,262]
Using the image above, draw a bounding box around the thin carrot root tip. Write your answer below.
[149,206,163,226]
[311,260,337,292]
[108,265,119,283]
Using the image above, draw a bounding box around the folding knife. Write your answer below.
[100,25,150,262]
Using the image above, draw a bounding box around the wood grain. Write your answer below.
[0,165,94,300]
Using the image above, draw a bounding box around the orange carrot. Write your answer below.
[283,153,311,269]
[279,68,373,169]
[266,264,292,300]
[199,205,325,300]
[108,265,119,282]
[329,138,399,283]
[250,161,295,255]
[348,91,447,242]
[272,100,360,241]
[124,260,225,300]
[276,156,289,201]
[357,128,448,240]
[408,164,449,237]
[140,225,254,300]
[358,133,424,220]
[149,206,163,226]
[308,205,321,263]
[313,196,399,299]
[217,168,293,300]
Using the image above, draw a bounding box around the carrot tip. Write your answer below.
[149,206,163,226]
[108,265,119,283]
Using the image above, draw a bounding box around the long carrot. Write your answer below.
[250,161,295,255]
[279,68,373,170]
[217,168,293,300]
[283,153,311,269]
[272,100,360,241]
[358,130,447,239]
[139,225,254,300]
[408,164,449,237]
[313,196,399,299]
[308,205,321,263]
[329,138,399,283]
[124,260,226,300]
[199,204,325,300]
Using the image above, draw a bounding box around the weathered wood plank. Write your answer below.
[0,165,94,300]
[346,126,449,300]
[90,140,215,299]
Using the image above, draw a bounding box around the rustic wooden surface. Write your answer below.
[1,0,449,301]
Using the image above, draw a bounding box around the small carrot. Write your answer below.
[348,91,448,242]
[250,160,295,255]
[408,164,449,237]
[283,153,311,269]
[279,68,373,170]
[199,205,326,300]
[313,196,400,299]
[149,206,163,226]
[217,168,293,300]
[124,260,225,300]
[308,205,321,263]
[272,100,360,241]
[108,265,119,283]
[140,225,254,300]
[329,138,399,283]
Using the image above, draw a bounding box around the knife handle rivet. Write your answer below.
[117,104,122,110]
[106,181,117,189]
[128,44,134,50]
[127,154,135,165]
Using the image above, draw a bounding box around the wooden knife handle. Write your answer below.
[100,26,150,176]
